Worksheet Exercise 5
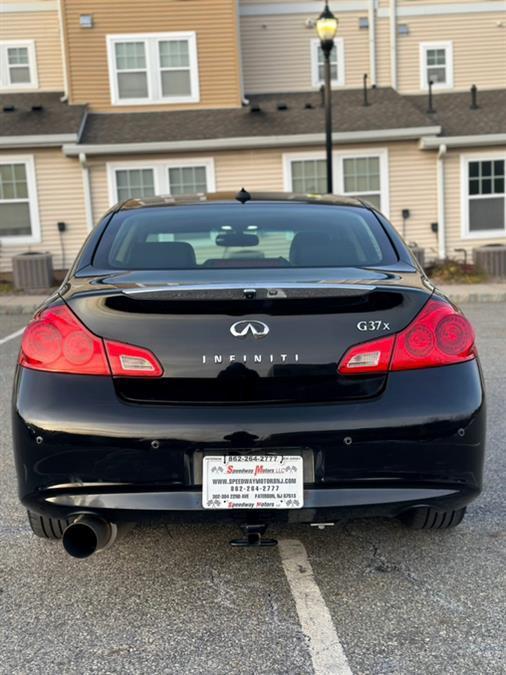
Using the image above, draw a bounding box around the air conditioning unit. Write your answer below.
[12,252,54,291]
[473,245,506,278]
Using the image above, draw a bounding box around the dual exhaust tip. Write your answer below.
[62,515,124,559]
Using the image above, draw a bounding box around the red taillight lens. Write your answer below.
[20,305,110,375]
[20,305,163,377]
[390,299,475,371]
[105,340,163,377]
[338,299,476,375]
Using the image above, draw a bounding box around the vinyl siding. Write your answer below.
[0,149,87,272]
[60,0,242,112]
[86,142,439,254]
[0,9,64,91]
[240,3,506,94]
[395,13,506,93]
[87,149,285,221]
[4,143,506,274]
[444,147,506,259]
[240,13,370,94]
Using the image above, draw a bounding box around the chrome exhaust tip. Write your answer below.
[62,516,117,559]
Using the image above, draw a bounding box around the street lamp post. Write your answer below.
[316,2,338,194]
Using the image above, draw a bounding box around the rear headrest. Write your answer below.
[126,241,196,269]
[289,231,360,267]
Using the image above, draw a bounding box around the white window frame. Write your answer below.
[106,32,200,106]
[310,38,345,88]
[419,41,453,91]
[0,40,38,90]
[0,155,41,245]
[282,149,389,217]
[460,152,506,240]
[107,158,216,206]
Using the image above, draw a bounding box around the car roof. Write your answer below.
[117,191,365,211]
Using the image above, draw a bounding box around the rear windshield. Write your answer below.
[93,202,397,270]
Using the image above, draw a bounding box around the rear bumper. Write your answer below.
[12,360,486,523]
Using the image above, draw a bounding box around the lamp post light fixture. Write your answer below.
[316,1,338,194]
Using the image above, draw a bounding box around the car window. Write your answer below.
[93,202,398,269]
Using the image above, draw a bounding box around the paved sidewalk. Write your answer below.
[0,283,505,316]
[0,295,46,316]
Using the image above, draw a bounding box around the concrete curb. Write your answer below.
[0,286,505,316]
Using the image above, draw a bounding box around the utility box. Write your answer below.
[12,252,54,291]
[473,245,506,278]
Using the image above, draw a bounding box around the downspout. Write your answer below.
[79,153,94,232]
[368,0,377,86]
[437,144,447,260]
[389,0,397,90]
[57,0,70,102]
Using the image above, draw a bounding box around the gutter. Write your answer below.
[0,133,77,148]
[390,0,397,90]
[369,0,377,86]
[420,134,506,149]
[436,144,447,260]
[57,0,70,101]
[63,126,442,157]
[79,153,94,233]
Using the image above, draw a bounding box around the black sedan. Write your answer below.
[12,192,485,557]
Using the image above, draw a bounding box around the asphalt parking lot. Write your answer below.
[0,305,504,675]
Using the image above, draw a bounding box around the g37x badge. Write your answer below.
[357,320,391,332]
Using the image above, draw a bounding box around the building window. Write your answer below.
[0,41,38,90]
[420,42,453,90]
[107,32,199,105]
[284,151,388,214]
[108,159,215,204]
[291,159,327,194]
[463,158,505,237]
[115,168,156,201]
[343,157,381,209]
[168,166,208,195]
[310,38,345,88]
[0,157,40,244]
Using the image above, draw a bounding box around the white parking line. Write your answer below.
[0,327,25,347]
[279,539,353,675]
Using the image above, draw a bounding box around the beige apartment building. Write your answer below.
[0,0,505,274]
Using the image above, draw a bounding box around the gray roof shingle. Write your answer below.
[0,92,86,137]
[80,88,435,145]
[1,87,505,146]
[409,88,506,137]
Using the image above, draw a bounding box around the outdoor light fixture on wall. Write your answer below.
[316,1,338,194]
[79,14,93,29]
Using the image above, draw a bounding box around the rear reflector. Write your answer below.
[338,299,476,375]
[19,304,163,377]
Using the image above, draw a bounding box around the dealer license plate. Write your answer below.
[202,455,304,509]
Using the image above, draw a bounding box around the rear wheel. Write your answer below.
[27,510,71,540]
[399,506,466,530]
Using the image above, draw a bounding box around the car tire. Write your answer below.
[27,510,71,539]
[399,506,466,530]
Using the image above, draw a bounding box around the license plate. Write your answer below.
[202,455,304,509]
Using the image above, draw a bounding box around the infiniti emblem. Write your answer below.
[230,320,270,339]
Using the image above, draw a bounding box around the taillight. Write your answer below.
[19,305,163,377]
[20,305,110,375]
[338,299,475,375]
[390,299,475,371]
